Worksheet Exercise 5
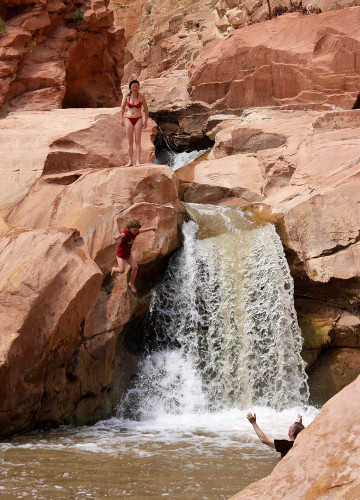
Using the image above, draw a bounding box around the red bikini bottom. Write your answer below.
[127,116,142,126]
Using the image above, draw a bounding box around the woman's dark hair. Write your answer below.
[129,80,140,94]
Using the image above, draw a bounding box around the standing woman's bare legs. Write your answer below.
[125,119,134,166]
[134,118,143,166]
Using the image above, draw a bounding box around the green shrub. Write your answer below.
[0,17,7,37]
[74,8,85,24]
[145,4,152,14]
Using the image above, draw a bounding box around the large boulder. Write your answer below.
[0,228,103,436]
[231,374,360,499]
[0,108,185,436]
[188,8,360,111]
[177,153,264,204]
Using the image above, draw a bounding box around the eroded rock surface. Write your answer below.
[118,6,360,148]
[116,0,360,83]
[188,9,360,111]
[0,0,125,112]
[0,109,184,435]
[0,108,156,212]
[0,228,102,436]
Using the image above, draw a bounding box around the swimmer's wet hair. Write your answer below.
[125,219,142,230]
[292,422,305,439]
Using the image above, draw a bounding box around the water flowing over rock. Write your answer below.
[0,0,125,112]
[119,204,309,420]
[176,107,360,374]
[0,108,184,435]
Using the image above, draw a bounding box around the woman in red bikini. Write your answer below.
[120,80,149,167]
[111,219,157,293]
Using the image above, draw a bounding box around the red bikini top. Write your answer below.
[127,101,142,108]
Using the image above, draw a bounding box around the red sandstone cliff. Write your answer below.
[0,0,125,112]
[1,8,360,500]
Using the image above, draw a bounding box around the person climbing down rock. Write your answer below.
[111,219,157,293]
[246,412,304,457]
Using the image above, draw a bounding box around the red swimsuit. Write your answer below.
[127,101,142,126]
[116,229,137,259]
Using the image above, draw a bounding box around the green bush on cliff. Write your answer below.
[74,8,85,24]
[0,17,7,37]
[145,4,152,14]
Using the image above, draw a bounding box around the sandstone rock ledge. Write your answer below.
[230,374,360,499]
[0,108,185,436]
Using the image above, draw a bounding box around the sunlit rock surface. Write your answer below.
[0,108,184,435]
[0,108,156,210]
[231,374,360,499]
[118,5,360,147]
[188,8,360,111]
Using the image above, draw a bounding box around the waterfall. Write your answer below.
[118,203,309,420]
[154,149,209,171]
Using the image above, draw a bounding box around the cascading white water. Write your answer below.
[118,203,309,420]
[155,149,209,171]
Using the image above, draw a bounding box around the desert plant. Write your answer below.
[0,16,7,37]
[145,4,152,14]
[74,8,85,24]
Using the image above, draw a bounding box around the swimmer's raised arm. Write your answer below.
[247,412,275,449]
[113,232,126,241]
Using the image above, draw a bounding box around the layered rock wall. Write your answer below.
[118,6,360,149]
[0,0,125,112]
[116,0,360,84]
[188,8,360,111]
